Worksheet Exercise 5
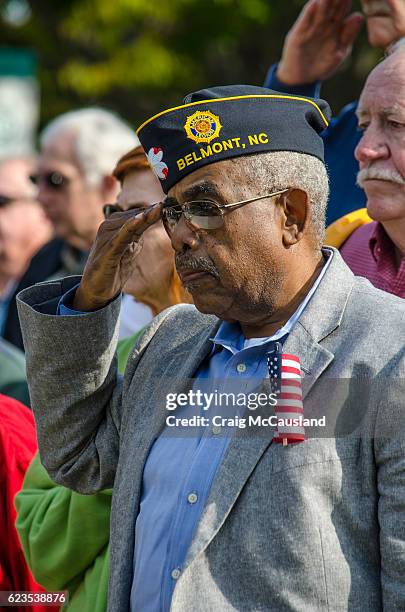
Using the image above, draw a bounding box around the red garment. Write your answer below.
[0,394,59,612]
[340,221,405,298]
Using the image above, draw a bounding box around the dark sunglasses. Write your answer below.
[0,194,17,208]
[0,194,33,208]
[30,171,70,190]
[162,189,289,232]
[103,203,153,219]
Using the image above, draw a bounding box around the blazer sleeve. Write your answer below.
[16,276,124,493]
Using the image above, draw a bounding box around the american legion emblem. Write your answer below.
[184,110,222,144]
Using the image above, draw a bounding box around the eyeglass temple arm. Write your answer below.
[221,189,289,211]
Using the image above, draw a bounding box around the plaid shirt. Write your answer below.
[340,221,405,298]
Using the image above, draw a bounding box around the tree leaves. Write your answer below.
[0,0,375,129]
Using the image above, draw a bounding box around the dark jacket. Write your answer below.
[3,238,65,350]
[0,338,30,406]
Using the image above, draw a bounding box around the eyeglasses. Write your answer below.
[0,194,17,208]
[30,171,70,190]
[103,203,151,219]
[162,189,289,232]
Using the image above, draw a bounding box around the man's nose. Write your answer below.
[38,184,54,206]
[169,215,200,253]
[355,126,390,165]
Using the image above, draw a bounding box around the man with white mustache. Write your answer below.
[337,40,405,297]
[265,0,405,225]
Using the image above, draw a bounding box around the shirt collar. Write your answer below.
[210,247,334,355]
[369,222,393,264]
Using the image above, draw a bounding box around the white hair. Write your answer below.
[238,151,329,247]
[40,108,139,187]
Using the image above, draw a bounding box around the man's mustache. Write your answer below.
[357,166,405,187]
[362,0,392,16]
[175,253,220,279]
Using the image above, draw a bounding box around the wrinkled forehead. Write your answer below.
[168,157,252,203]
[40,129,79,168]
[358,55,405,114]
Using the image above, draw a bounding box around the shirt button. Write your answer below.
[171,568,181,580]
[237,363,246,373]
[212,425,222,435]
[187,492,198,504]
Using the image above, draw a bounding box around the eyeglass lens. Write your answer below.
[30,171,68,190]
[163,200,224,232]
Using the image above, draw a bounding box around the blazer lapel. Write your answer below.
[282,322,334,399]
[132,317,222,452]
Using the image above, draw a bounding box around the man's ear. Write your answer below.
[279,188,309,247]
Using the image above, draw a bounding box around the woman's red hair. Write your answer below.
[112,145,150,183]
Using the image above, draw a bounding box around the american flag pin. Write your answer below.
[266,342,305,446]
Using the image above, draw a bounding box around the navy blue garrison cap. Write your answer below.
[136,84,331,193]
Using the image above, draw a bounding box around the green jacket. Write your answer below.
[15,330,142,611]
[0,338,30,407]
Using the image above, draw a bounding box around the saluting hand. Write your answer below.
[73,203,163,311]
[277,0,364,86]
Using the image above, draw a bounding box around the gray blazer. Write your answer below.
[17,250,405,611]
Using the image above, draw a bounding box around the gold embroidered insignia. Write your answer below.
[184,110,222,144]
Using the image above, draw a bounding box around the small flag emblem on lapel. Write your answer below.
[266,342,305,446]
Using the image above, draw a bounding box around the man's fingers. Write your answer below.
[295,0,320,30]
[332,0,353,22]
[110,204,162,254]
[315,0,343,23]
[103,203,162,229]
[340,13,364,49]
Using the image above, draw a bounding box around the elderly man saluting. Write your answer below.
[18,86,405,611]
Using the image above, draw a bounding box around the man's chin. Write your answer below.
[366,193,405,222]
[188,289,231,318]
[182,273,218,295]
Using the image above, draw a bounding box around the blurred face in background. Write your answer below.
[355,50,405,222]
[0,159,53,283]
[37,130,117,251]
[117,167,179,314]
[360,0,405,48]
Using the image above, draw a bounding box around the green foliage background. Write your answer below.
[0,0,382,130]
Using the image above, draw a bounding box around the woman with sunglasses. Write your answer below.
[15,146,191,612]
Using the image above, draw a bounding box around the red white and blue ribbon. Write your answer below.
[266,343,305,446]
